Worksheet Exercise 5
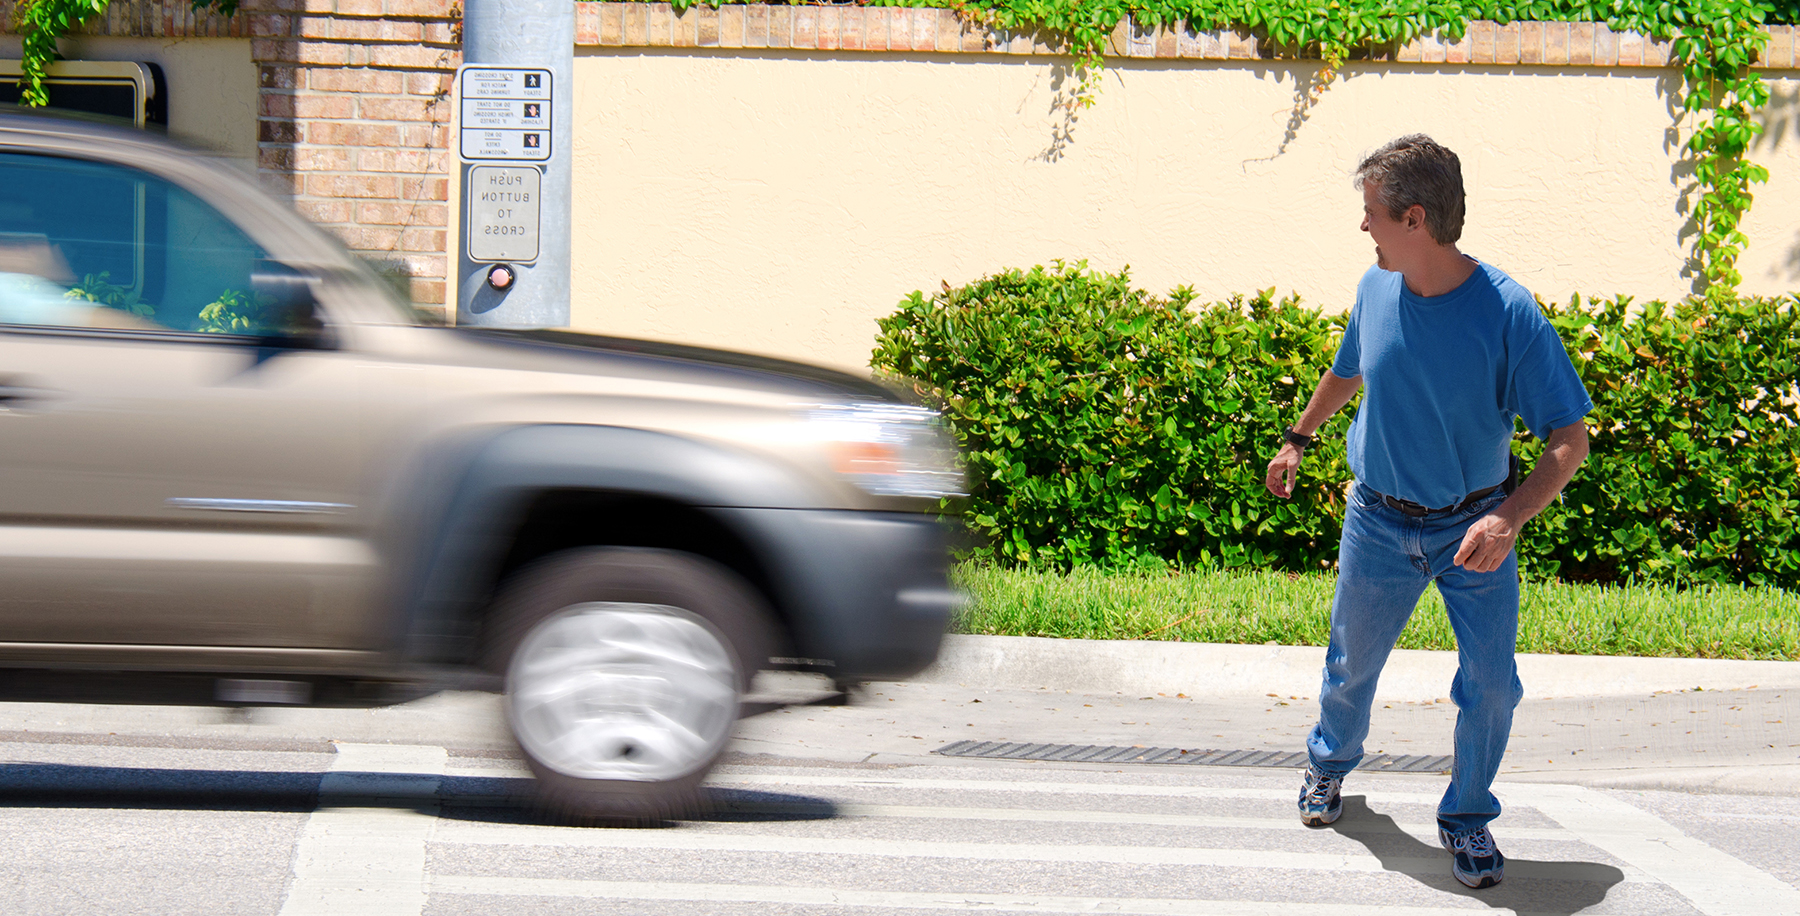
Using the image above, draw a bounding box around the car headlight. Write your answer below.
[806,402,965,499]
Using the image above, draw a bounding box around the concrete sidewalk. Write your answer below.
[914,634,1800,702]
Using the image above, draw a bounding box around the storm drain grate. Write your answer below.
[934,740,1453,774]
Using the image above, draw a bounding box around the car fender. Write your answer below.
[393,423,827,664]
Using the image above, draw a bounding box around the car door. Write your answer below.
[0,149,380,650]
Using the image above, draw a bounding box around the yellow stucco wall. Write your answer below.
[568,50,1800,371]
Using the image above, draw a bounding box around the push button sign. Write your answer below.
[467,165,540,263]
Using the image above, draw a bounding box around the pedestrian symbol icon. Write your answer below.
[524,73,541,89]
[523,133,540,149]
[524,103,540,119]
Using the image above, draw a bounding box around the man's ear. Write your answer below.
[1404,204,1427,232]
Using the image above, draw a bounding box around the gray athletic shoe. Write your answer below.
[1439,825,1505,889]
[1298,765,1343,826]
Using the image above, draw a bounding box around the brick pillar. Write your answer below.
[247,0,461,318]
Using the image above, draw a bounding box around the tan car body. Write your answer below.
[0,112,956,699]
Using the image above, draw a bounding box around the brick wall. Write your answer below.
[0,0,244,38]
[244,0,461,315]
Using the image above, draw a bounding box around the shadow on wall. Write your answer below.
[1031,24,1328,166]
[1754,82,1800,283]
[1031,57,1086,164]
[1754,81,1800,154]
[1781,229,1800,284]
[1651,68,1714,295]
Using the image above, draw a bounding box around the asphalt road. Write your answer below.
[0,679,1796,915]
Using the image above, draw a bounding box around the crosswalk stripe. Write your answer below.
[440,766,1572,841]
[277,743,447,916]
[430,874,1559,915]
[717,799,1576,841]
[712,772,1453,805]
[1507,783,1800,916]
[429,820,1636,883]
[440,766,1573,841]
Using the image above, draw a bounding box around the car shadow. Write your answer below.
[0,762,838,827]
[1324,795,1623,916]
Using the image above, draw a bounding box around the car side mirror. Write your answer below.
[251,261,330,349]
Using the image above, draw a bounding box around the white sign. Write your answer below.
[467,165,541,262]
[464,97,547,131]
[458,67,552,162]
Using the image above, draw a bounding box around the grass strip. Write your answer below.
[952,564,1800,660]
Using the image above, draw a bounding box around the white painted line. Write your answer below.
[430,769,1570,840]
[443,764,532,779]
[276,743,448,916]
[722,800,1575,842]
[1505,783,1800,916]
[429,820,1634,884]
[432,875,1531,915]
[712,772,1453,806]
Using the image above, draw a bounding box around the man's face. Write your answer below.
[1360,181,1409,271]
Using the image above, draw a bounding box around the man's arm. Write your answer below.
[1265,369,1363,499]
[1453,421,1590,572]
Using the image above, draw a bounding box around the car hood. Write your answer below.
[446,327,903,403]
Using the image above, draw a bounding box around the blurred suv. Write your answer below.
[0,110,961,819]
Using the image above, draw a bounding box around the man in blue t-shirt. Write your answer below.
[1263,135,1592,890]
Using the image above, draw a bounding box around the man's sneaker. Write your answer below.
[1297,765,1343,826]
[1439,825,1505,889]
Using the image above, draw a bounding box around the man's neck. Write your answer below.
[1400,247,1478,298]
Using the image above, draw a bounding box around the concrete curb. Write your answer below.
[907,635,1800,703]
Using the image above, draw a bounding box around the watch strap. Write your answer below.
[1282,425,1314,450]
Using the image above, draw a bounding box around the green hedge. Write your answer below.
[871,263,1800,588]
[1528,294,1800,587]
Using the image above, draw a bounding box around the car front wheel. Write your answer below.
[485,547,771,822]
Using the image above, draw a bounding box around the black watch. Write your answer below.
[1281,425,1314,450]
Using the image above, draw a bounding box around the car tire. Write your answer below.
[483,547,772,823]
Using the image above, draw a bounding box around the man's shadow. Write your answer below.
[1324,795,1623,916]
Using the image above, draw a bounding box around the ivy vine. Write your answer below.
[9,0,238,105]
[10,0,109,106]
[1628,0,1776,296]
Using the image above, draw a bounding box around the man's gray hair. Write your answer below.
[1355,135,1465,245]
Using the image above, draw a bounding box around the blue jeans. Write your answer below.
[1306,480,1524,835]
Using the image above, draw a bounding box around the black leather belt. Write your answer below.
[1371,484,1502,518]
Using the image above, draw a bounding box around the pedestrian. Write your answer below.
[1263,135,1592,890]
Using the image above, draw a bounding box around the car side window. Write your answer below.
[0,151,287,336]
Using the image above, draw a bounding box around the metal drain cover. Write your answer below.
[935,740,1452,774]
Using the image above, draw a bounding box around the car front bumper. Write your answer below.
[708,508,959,681]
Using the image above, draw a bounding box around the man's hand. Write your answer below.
[1452,422,1589,574]
[1453,511,1519,573]
[1265,443,1303,499]
[1263,370,1360,500]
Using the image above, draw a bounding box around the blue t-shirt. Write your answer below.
[1330,261,1592,509]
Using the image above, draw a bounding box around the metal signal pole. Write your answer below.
[455,0,574,327]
